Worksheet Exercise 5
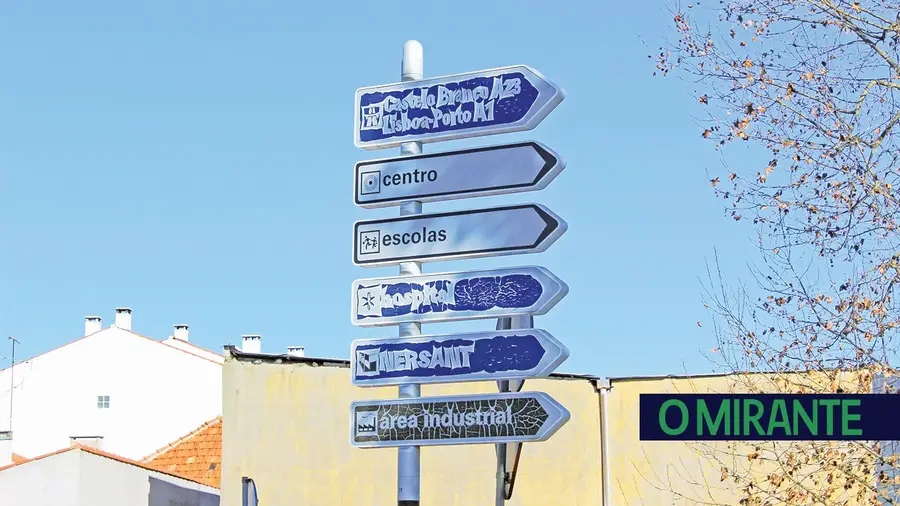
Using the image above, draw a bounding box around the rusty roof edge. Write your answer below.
[223,345,350,368]
[221,345,603,380]
[606,365,882,383]
[608,371,734,383]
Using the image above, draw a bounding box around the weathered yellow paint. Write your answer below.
[222,352,875,506]
[221,354,602,506]
[606,371,872,505]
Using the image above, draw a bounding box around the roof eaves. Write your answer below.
[77,445,217,488]
[0,445,77,472]
[161,338,224,359]
[224,345,350,368]
[608,371,734,382]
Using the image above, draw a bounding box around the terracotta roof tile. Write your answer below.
[142,417,222,488]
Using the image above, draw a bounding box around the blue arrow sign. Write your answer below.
[354,65,564,150]
[350,392,570,448]
[350,329,569,387]
[350,266,568,327]
[353,203,566,267]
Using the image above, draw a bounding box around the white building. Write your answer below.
[0,308,226,463]
[0,443,220,506]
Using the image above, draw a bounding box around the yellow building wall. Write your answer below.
[607,375,751,505]
[222,353,875,506]
[607,371,872,505]
[221,355,603,506]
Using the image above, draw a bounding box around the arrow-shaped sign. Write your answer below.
[350,329,569,387]
[351,266,568,327]
[354,141,565,208]
[354,65,564,150]
[350,392,570,448]
[353,203,566,267]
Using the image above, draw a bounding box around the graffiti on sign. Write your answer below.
[350,392,569,447]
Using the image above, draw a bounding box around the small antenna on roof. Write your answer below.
[7,336,19,434]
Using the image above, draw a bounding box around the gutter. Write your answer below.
[592,378,612,506]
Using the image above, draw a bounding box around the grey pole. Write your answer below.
[398,39,423,506]
[241,476,259,506]
[495,319,510,506]
[495,315,531,505]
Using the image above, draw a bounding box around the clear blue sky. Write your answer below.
[0,0,761,378]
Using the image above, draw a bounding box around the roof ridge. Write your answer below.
[76,445,216,487]
[160,337,223,359]
[141,416,222,463]
[0,444,214,488]
[0,327,222,373]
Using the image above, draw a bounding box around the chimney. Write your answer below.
[287,346,305,358]
[173,324,189,341]
[84,316,102,335]
[114,307,132,330]
[0,431,11,467]
[241,335,261,354]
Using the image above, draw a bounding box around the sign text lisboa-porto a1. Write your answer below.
[354,65,564,150]
[350,329,569,387]
[350,392,570,448]
[354,141,565,208]
[353,203,566,267]
[351,266,568,327]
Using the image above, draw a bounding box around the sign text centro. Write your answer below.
[354,65,564,150]
[354,141,564,208]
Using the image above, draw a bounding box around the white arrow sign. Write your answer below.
[351,266,568,327]
[354,141,565,208]
[353,203,566,267]
[350,329,569,387]
[350,392,570,448]
[354,65,564,150]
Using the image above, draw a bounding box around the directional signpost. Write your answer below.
[350,392,570,448]
[354,65,565,150]
[350,329,569,387]
[351,266,568,327]
[354,141,565,208]
[353,203,566,267]
[350,41,570,506]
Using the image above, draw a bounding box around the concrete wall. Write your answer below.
[79,450,220,506]
[0,448,219,506]
[0,448,81,506]
[221,356,603,506]
[0,327,222,460]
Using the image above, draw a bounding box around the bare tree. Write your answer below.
[657,0,900,503]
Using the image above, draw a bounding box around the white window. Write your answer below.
[97,395,110,409]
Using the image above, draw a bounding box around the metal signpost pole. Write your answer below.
[351,46,569,505]
[494,316,530,505]
[398,39,423,506]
